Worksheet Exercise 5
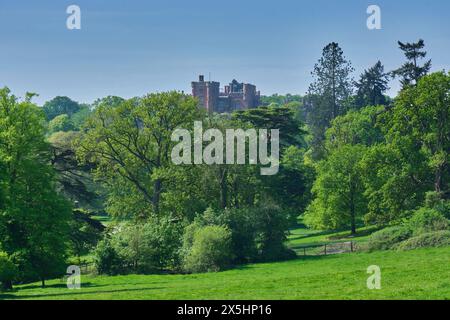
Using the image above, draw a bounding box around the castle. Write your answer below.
[191,75,260,113]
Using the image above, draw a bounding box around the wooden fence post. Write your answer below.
[324,244,327,255]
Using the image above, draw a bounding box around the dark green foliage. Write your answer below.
[234,105,306,150]
[355,61,390,108]
[0,252,18,291]
[69,209,103,262]
[305,42,354,159]
[183,202,294,266]
[93,239,122,275]
[43,96,81,121]
[391,39,432,87]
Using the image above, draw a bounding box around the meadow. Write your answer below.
[2,216,449,300]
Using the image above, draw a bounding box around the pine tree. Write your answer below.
[355,61,390,108]
[391,39,432,87]
[305,42,354,159]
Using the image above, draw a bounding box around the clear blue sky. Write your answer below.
[0,0,449,105]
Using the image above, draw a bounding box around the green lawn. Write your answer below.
[287,219,380,255]
[2,246,450,300]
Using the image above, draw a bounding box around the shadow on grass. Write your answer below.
[1,285,166,300]
[18,282,99,290]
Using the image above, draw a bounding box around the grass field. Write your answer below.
[2,220,449,300]
[2,246,449,300]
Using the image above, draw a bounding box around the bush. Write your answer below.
[93,239,122,275]
[424,192,450,219]
[395,230,450,251]
[367,226,412,251]
[185,202,294,264]
[94,217,182,275]
[0,252,18,291]
[251,202,296,261]
[407,208,449,236]
[112,218,182,273]
[183,225,233,273]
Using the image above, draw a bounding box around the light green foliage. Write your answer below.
[305,145,367,233]
[395,231,450,251]
[48,114,74,133]
[406,208,449,236]
[94,217,182,274]
[367,226,412,251]
[0,88,72,286]
[183,225,233,273]
[362,72,450,224]
[391,72,449,194]
[325,106,384,150]
[70,104,91,129]
[76,91,202,218]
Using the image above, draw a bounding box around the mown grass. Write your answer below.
[2,246,449,300]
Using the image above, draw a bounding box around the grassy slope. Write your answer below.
[287,220,380,255]
[3,246,450,300]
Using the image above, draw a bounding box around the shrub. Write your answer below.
[93,239,122,275]
[395,230,450,251]
[112,218,182,273]
[424,192,450,219]
[183,225,233,273]
[367,226,412,251]
[252,202,296,261]
[186,202,294,264]
[94,217,182,275]
[0,252,18,291]
[407,208,449,236]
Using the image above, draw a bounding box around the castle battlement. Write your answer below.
[192,75,260,113]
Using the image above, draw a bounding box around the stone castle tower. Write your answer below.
[192,75,260,113]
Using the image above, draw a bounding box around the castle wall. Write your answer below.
[192,75,259,113]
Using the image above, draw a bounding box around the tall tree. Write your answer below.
[361,72,449,224]
[0,88,71,287]
[304,145,367,234]
[389,72,449,195]
[355,61,390,108]
[76,91,202,218]
[391,39,432,87]
[42,96,81,121]
[306,42,354,159]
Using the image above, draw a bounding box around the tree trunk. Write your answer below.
[1,280,13,291]
[220,169,228,209]
[41,279,45,288]
[349,185,356,235]
[153,179,162,215]
[435,166,443,193]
